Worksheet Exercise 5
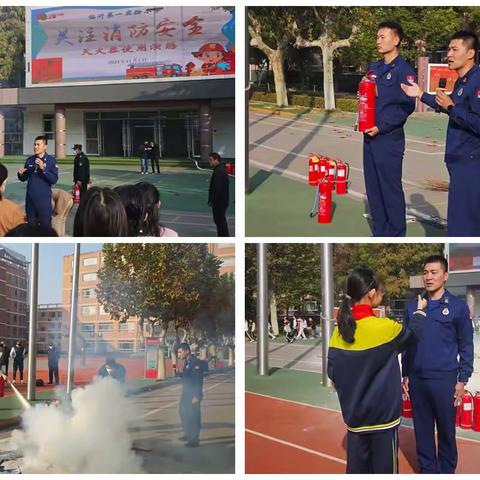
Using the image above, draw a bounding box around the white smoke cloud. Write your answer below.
[10,377,143,473]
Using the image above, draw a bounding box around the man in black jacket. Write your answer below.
[47,342,60,385]
[72,144,90,200]
[208,152,230,236]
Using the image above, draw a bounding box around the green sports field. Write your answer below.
[2,157,235,237]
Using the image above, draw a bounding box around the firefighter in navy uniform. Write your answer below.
[72,144,90,200]
[177,343,204,447]
[402,31,480,236]
[402,255,473,474]
[328,268,427,473]
[363,21,416,237]
[17,135,58,228]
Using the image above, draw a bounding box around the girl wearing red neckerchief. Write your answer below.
[328,268,427,474]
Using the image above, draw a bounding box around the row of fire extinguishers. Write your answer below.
[308,154,349,223]
[403,390,480,431]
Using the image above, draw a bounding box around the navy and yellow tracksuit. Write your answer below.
[364,55,416,237]
[420,64,480,236]
[328,305,425,473]
[18,153,58,227]
[402,290,473,473]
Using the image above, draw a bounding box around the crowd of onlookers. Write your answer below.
[245,316,318,343]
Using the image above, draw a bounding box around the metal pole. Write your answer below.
[67,244,80,395]
[27,244,39,401]
[321,243,334,387]
[245,6,250,193]
[257,243,269,376]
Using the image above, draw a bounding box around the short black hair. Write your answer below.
[378,21,404,47]
[209,152,221,162]
[114,184,146,236]
[34,135,48,145]
[423,255,448,273]
[73,187,129,237]
[451,31,479,59]
[177,343,191,353]
[5,223,57,237]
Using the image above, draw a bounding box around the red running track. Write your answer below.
[246,391,480,474]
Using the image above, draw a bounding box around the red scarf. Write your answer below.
[351,304,374,321]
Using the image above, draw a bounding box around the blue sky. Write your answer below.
[0,244,103,304]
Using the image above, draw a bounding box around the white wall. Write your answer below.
[212,106,235,159]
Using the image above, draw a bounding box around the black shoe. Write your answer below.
[185,441,199,448]
[178,436,187,441]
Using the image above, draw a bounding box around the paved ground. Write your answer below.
[0,369,234,473]
[1,158,235,237]
[247,105,451,237]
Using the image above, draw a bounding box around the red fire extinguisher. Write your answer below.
[73,183,81,205]
[358,74,376,132]
[318,178,332,224]
[402,393,412,418]
[0,375,4,398]
[473,391,480,432]
[225,163,232,175]
[460,391,474,429]
[456,403,461,427]
[308,154,321,186]
[327,158,337,190]
[336,161,350,195]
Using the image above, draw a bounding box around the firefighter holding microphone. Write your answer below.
[402,255,473,473]
[328,268,427,473]
[401,31,480,236]
[359,21,416,237]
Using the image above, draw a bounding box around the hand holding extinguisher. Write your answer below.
[358,71,379,137]
[454,381,466,407]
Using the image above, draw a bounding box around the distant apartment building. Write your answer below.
[209,243,235,275]
[37,304,68,353]
[62,251,143,354]
[0,247,29,344]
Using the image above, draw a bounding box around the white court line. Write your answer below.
[246,391,480,444]
[250,154,428,191]
[252,119,443,157]
[142,373,233,419]
[250,111,446,148]
[246,428,347,465]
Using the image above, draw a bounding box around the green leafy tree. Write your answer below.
[0,7,25,86]
[97,244,229,378]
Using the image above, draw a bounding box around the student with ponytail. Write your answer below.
[328,267,427,474]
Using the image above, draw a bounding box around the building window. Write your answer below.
[83,257,98,267]
[119,341,134,351]
[99,305,107,316]
[43,114,54,141]
[82,288,96,299]
[82,273,97,282]
[98,322,113,332]
[80,324,95,332]
[80,305,96,316]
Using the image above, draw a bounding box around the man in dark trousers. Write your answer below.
[149,141,160,174]
[47,342,61,385]
[139,140,152,175]
[18,135,58,228]
[208,152,230,236]
[402,255,474,473]
[177,343,204,447]
[10,340,25,384]
[97,357,126,383]
[72,144,90,200]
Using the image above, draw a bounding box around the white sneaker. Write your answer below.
[12,380,15,384]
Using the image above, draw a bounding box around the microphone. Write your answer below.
[436,77,447,113]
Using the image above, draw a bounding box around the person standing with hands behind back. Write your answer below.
[328,268,427,473]
[17,135,58,228]
[362,22,416,237]
[72,144,90,200]
[208,152,230,236]
[402,255,473,474]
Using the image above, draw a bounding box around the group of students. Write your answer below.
[328,255,474,474]
[0,340,26,384]
[73,181,177,237]
[283,316,316,342]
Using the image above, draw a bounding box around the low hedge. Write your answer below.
[250,90,357,113]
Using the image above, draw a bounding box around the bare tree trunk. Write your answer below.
[157,327,166,380]
[271,50,288,107]
[269,293,279,335]
[322,46,335,111]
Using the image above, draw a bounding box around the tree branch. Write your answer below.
[248,11,275,57]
